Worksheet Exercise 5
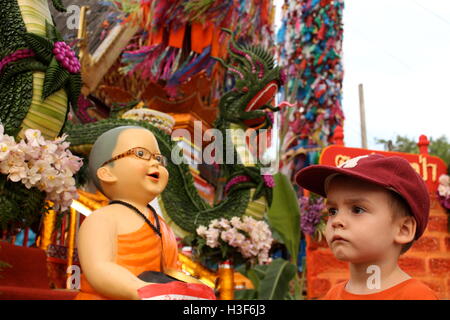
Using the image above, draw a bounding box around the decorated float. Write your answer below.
[1,0,448,300]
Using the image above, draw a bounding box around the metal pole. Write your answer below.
[358,84,368,149]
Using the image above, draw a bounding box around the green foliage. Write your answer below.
[0,174,48,230]
[0,60,47,90]
[23,33,53,63]
[42,58,70,100]
[50,0,67,13]
[267,173,300,266]
[429,136,450,168]
[235,258,297,300]
[0,0,34,137]
[376,135,450,166]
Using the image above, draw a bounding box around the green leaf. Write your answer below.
[258,258,297,300]
[51,0,67,12]
[267,173,300,265]
[67,74,82,111]
[252,182,264,201]
[23,33,53,64]
[0,60,47,89]
[45,20,58,41]
[43,58,69,99]
[234,289,257,300]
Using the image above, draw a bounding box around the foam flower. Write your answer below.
[196,216,273,265]
[0,124,82,212]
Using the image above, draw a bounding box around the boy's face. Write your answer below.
[325,175,400,263]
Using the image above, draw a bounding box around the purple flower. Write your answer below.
[262,174,275,188]
[437,192,450,211]
[299,196,325,236]
[53,42,81,73]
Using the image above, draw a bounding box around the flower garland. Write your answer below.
[195,216,273,266]
[0,125,82,212]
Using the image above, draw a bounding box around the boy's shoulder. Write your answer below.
[321,281,347,300]
[321,279,439,300]
[395,278,439,300]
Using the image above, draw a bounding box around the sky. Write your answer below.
[275,0,449,150]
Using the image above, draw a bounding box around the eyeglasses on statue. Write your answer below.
[101,147,167,167]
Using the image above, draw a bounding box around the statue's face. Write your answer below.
[105,128,169,201]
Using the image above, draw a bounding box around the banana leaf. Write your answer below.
[235,258,297,300]
[258,258,297,300]
[267,173,301,265]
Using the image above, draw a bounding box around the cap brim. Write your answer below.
[295,165,388,197]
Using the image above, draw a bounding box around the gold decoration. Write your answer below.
[178,253,217,288]
[66,207,78,288]
[37,206,56,251]
[218,260,234,300]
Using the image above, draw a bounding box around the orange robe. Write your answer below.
[75,215,179,300]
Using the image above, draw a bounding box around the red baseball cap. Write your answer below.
[295,154,430,239]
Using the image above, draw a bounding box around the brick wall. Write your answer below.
[305,192,450,299]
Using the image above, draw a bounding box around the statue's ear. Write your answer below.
[97,166,117,184]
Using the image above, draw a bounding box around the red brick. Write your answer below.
[398,257,426,274]
[309,251,348,276]
[429,258,450,275]
[421,280,445,293]
[309,278,331,298]
[445,236,450,252]
[411,236,440,252]
[427,216,448,232]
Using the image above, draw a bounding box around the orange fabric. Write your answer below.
[322,279,439,300]
[169,24,186,49]
[191,22,214,54]
[75,215,179,300]
[211,26,221,58]
[151,28,164,45]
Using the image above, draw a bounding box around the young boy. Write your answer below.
[295,154,439,300]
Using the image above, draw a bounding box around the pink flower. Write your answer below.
[196,225,207,237]
[262,174,275,188]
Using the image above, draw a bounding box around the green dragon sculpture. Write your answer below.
[65,30,284,236]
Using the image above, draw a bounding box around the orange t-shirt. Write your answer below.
[323,278,439,300]
[75,215,179,300]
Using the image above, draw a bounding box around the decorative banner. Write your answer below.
[319,145,448,193]
[99,0,277,100]
[277,0,345,184]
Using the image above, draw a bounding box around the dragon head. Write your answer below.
[216,29,285,129]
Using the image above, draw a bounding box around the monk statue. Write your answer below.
[75,126,215,300]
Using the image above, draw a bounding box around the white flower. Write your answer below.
[0,127,82,211]
[8,165,27,182]
[196,225,208,237]
[0,142,12,161]
[24,129,45,147]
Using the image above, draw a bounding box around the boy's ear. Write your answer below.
[394,216,416,245]
[97,166,117,184]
